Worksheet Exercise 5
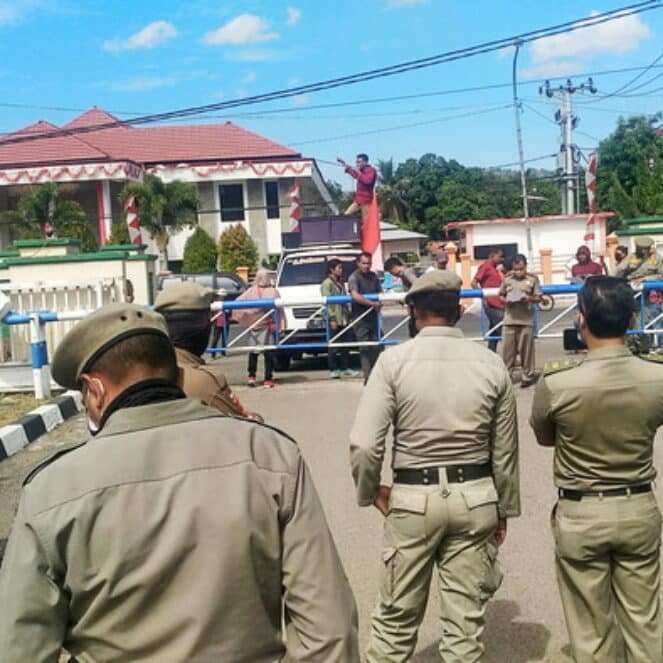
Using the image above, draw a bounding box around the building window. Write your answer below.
[219,184,245,222]
[265,181,280,219]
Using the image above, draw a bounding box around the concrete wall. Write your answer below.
[462,216,608,284]
[165,173,334,262]
[5,255,157,305]
[246,179,267,257]
[383,239,421,259]
[197,182,218,241]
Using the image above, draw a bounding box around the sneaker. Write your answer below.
[342,369,360,378]
[247,377,257,387]
[330,371,341,379]
[263,379,277,388]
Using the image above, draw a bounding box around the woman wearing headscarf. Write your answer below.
[234,269,284,387]
[570,245,604,283]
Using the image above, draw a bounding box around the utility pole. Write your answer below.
[540,78,596,214]
[512,39,533,264]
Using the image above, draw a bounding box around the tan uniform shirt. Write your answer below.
[0,399,358,662]
[530,346,663,490]
[611,257,631,278]
[626,254,663,281]
[498,273,542,326]
[176,347,252,418]
[350,326,520,518]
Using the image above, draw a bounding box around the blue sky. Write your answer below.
[1,0,663,187]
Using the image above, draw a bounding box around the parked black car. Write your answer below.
[157,272,247,302]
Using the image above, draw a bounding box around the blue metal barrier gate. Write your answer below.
[3,282,663,398]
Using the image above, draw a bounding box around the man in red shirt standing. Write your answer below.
[472,248,505,352]
[338,153,377,224]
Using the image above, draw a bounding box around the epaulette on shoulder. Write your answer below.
[638,352,663,365]
[197,364,229,389]
[248,419,299,447]
[22,442,87,486]
[543,358,581,376]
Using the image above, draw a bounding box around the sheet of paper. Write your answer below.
[506,289,527,303]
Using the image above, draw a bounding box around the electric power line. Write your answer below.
[0,1,660,146]
[288,104,512,147]
[5,61,663,120]
[591,50,663,101]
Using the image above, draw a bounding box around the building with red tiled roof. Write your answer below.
[0,107,335,262]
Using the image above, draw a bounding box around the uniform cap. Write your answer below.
[51,303,169,389]
[634,236,654,248]
[407,269,462,296]
[153,282,215,311]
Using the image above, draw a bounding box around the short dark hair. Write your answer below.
[90,333,178,384]
[358,251,372,262]
[356,153,369,162]
[577,276,635,338]
[488,247,504,256]
[406,290,460,324]
[384,257,403,271]
[512,253,527,265]
[327,258,342,273]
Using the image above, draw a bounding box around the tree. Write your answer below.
[182,227,218,273]
[119,174,199,268]
[218,224,259,273]
[597,114,663,228]
[0,182,97,251]
[376,158,407,225]
[325,179,353,213]
[107,221,131,245]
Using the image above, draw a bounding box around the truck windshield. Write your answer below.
[279,254,359,287]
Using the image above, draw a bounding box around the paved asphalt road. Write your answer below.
[0,307,658,661]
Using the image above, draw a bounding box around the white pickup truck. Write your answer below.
[273,245,361,370]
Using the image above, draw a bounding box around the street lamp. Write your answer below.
[512,39,533,265]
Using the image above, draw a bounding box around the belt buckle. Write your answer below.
[422,468,430,485]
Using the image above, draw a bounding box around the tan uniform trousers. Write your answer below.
[502,325,536,381]
[552,492,662,663]
[367,475,503,663]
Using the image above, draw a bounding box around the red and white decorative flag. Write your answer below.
[584,152,598,251]
[287,184,302,232]
[361,194,383,271]
[124,194,142,245]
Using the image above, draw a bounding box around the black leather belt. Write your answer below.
[394,463,492,485]
[558,484,652,501]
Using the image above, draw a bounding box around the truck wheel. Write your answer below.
[274,355,292,372]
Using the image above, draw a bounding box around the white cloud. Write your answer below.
[287,7,301,26]
[287,76,300,86]
[291,94,309,107]
[104,21,177,52]
[531,10,652,63]
[521,60,585,80]
[0,0,47,25]
[242,71,256,83]
[204,14,279,46]
[389,0,428,6]
[101,76,177,92]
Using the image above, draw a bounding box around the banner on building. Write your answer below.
[124,194,143,245]
[287,184,302,232]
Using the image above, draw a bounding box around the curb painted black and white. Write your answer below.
[0,391,83,461]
